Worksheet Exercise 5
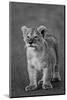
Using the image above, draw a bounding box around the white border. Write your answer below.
[0,0,66,100]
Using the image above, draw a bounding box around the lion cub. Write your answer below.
[21,25,61,91]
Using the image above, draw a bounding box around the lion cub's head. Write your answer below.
[21,25,48,48]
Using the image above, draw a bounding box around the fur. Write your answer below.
[21,25,61,91]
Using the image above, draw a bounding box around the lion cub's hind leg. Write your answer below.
[52,65,61,82]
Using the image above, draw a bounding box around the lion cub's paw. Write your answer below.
[42,82,53,89]
[25,84,37,91]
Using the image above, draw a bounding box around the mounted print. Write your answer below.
[9,2,65,98]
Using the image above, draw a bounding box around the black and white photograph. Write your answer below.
[9,2,65,98]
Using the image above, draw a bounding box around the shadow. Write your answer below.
[4,94,9,98]
[51,80,62,89]
[36,80,62,90]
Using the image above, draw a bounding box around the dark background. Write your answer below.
[10,2,65,97]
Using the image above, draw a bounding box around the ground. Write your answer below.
[10,81,65,98]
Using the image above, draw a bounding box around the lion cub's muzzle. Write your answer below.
[27,38,36,47]
[28,39,33,44]
[28,41,33,47]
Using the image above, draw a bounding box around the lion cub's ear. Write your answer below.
[21,26,32,39]
[37,25,48,38]
[21,26,28,38]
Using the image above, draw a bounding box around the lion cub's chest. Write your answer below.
[27,47,45,70]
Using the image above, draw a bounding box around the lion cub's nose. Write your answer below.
[29,40,33,44]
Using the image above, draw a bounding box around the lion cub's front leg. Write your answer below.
[42,67,52,89]
[25,64,37,91]
[38,67,52,89]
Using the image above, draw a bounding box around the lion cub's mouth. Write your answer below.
[29,44,35,48]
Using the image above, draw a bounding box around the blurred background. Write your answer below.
[10,2,65,97]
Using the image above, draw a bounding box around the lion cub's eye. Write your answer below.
[34,36,38,39]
